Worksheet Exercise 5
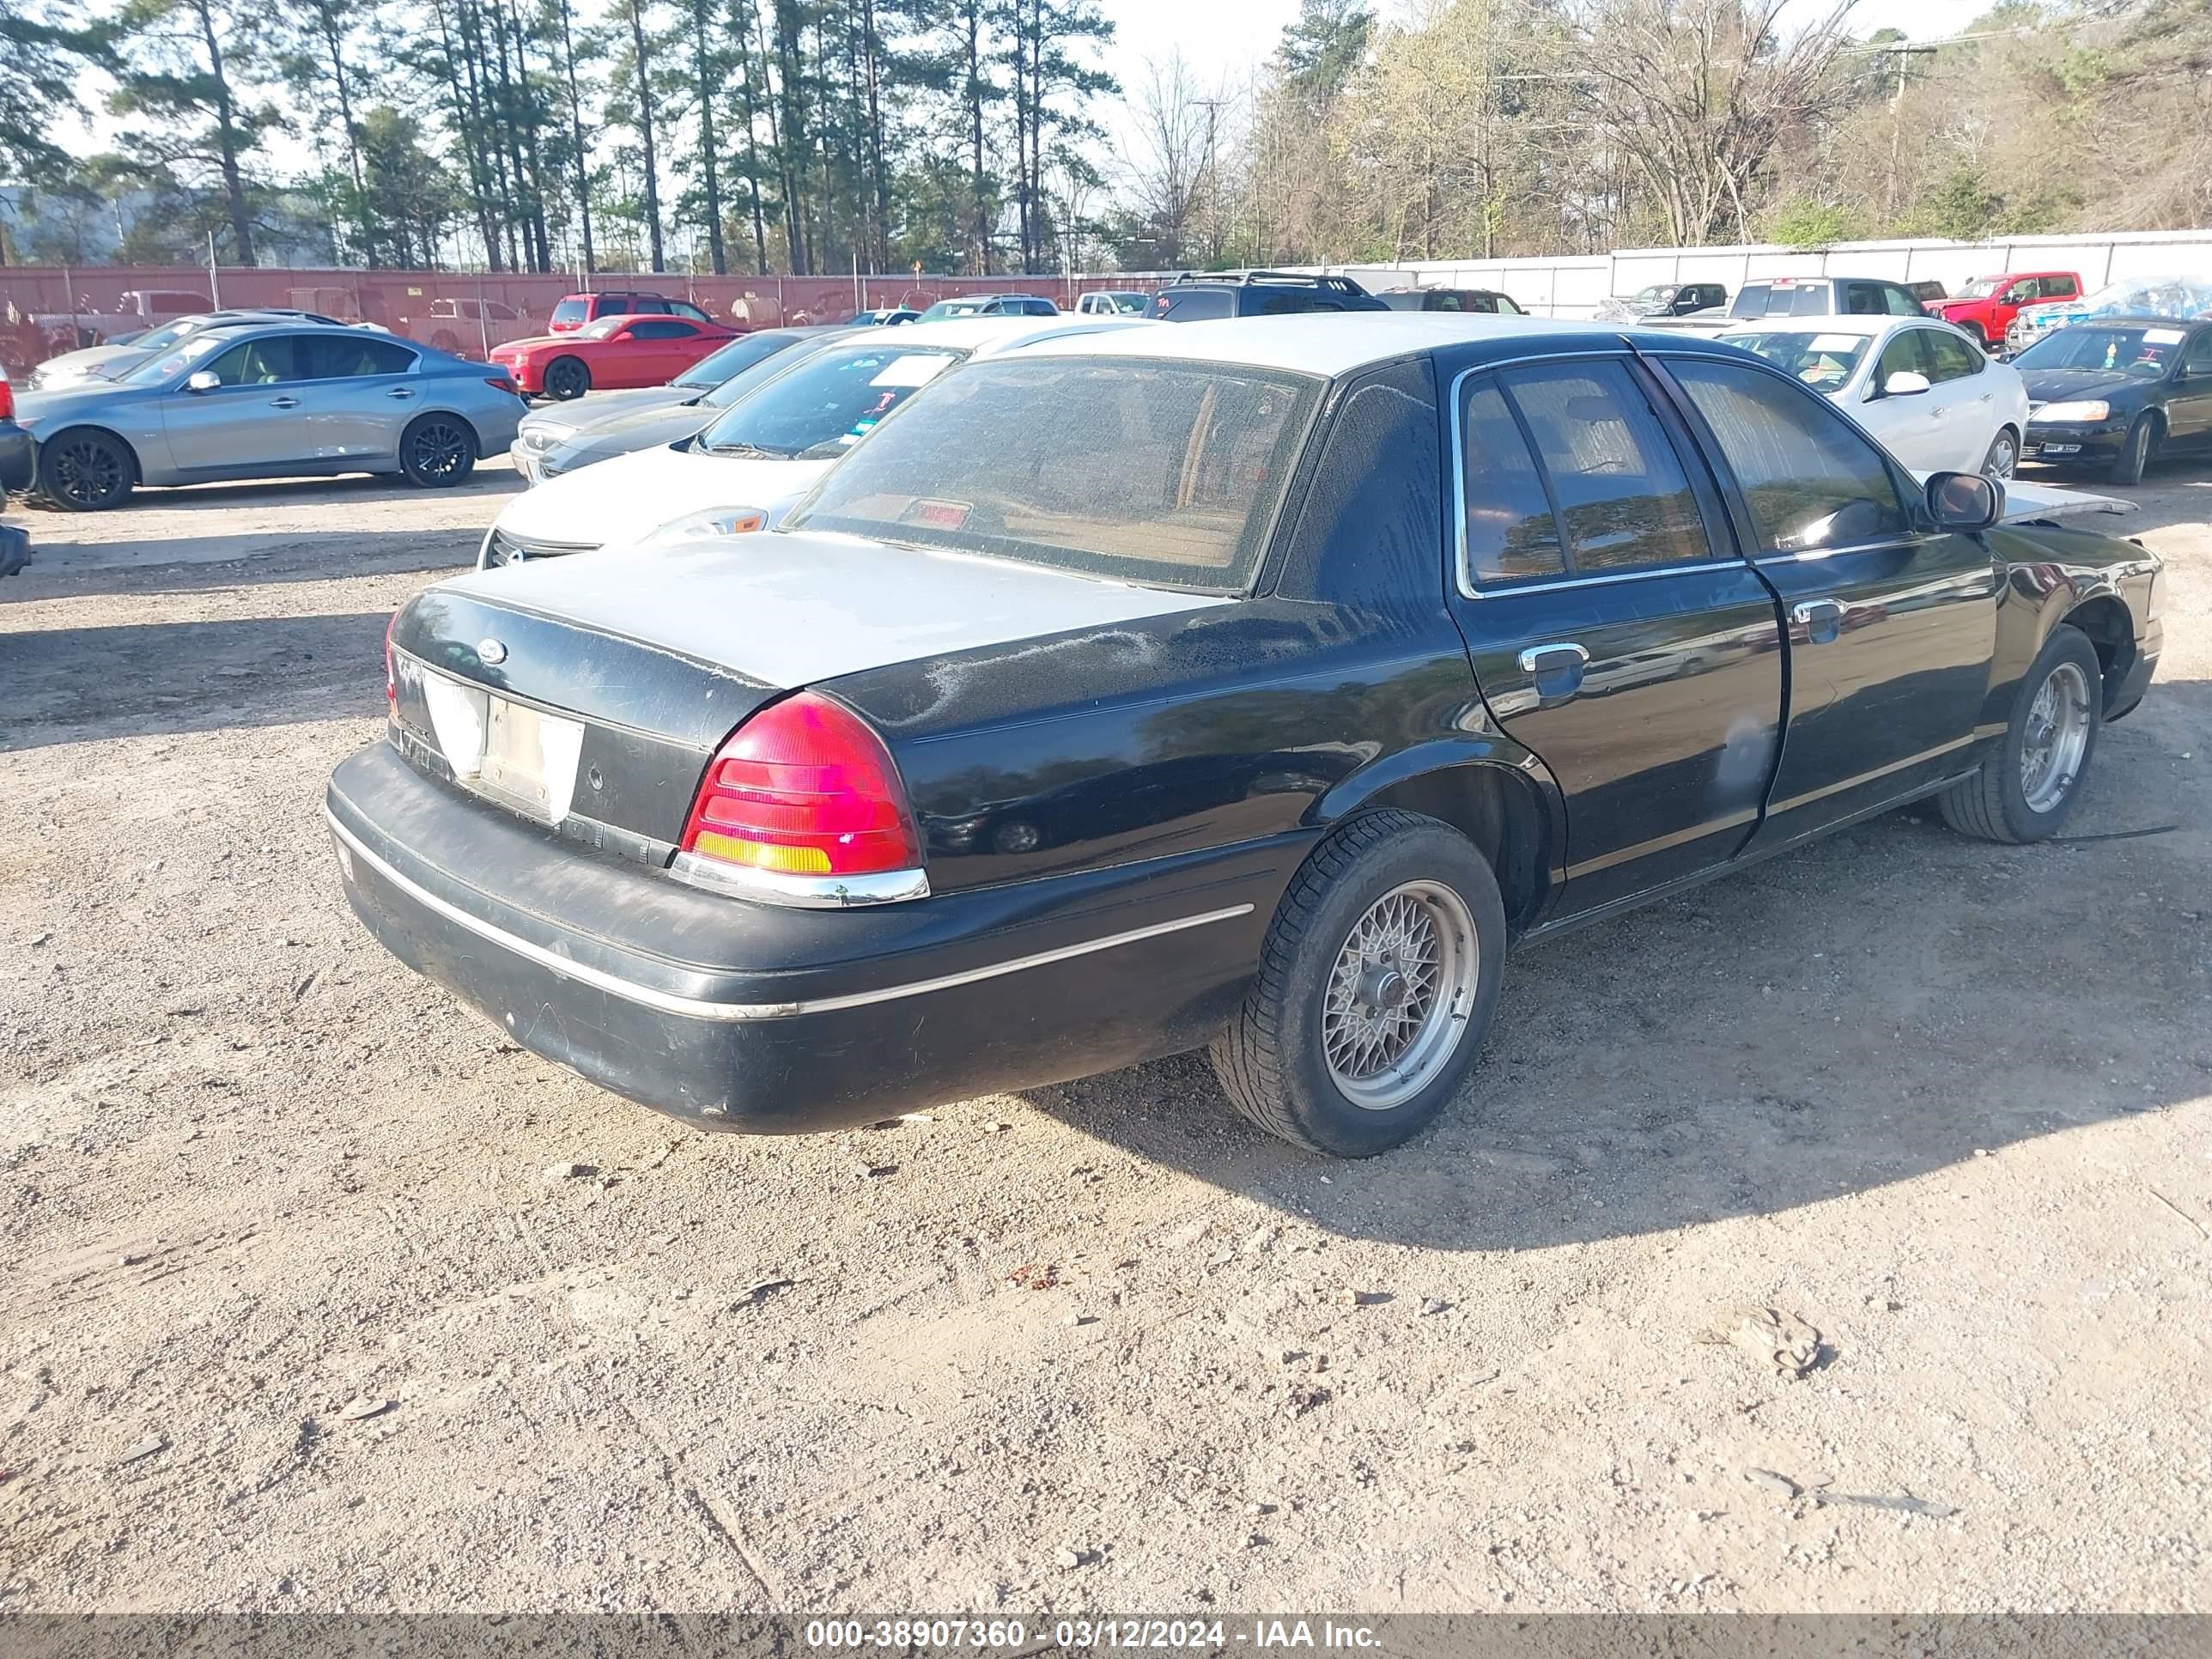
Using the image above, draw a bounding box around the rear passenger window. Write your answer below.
[1844,283,1886,315]
[1496,361,1712,573]
[1459,381,1566,585]
[1668,359,1908,555]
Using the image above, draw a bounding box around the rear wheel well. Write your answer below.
[1351,764,1550,934]
[2061,597,2133,707]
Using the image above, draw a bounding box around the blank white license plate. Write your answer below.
[421,673,584,823]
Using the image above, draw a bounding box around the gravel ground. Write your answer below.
[2,452,2208,1615]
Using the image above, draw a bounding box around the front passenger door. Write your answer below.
[2162,325,2212,447]
[1662,356,2001,850]
[162,334,319,472]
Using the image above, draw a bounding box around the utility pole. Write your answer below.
[1195,97,1223,265]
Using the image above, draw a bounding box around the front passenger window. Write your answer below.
[1923,331,1983,382]
[1874,330,1931,388]
[204,337,301,386]
[1668,359,1907,555]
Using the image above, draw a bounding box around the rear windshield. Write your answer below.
[1154,289,1235,321]
[695,341,963,457]
[788,356,1321,593]
[1729,282,1832,319]
[551,299,590,325]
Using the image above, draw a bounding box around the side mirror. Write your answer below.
[1927,471,2002,530]
[1882,369,1931,398]
[184,368,221,394]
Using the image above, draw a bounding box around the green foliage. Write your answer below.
[1917,166,2002,241]
[1765,198,1864,248]
[1275,0,1370,102]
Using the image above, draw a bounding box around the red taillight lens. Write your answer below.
[384,613,398,710]
[485,375,518,396]
[679,692,921,878]
[0,373,14,422]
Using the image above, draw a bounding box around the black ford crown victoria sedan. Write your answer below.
[329,316,2163,1156]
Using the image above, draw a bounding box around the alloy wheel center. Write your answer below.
[1356,962,1411,1014]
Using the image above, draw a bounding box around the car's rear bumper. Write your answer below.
[325,741,1291,1132]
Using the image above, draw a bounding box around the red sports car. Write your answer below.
[490,315,743,400]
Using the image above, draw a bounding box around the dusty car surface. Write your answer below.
[331,314,2162,1157]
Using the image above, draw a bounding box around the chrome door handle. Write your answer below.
[1517,641,1589,674]
[1793,599,1844,644]
[1517,641,1589,703]
[270,396,300,409]
[386,387,416,399]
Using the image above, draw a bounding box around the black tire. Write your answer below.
[1937,623,2103,844]
[32,426,135,512]
[399,413,478,489]
[542,356,590,400]
[1210,810,1506,1158]
[2110,414,2156,485]
[1982,425,2019,479]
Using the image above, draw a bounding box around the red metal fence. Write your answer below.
[0,265,1169,372]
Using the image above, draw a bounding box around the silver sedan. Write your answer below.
[14,322,526,511]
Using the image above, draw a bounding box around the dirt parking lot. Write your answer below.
[3,452,2209,1615]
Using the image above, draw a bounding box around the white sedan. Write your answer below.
[477,314,1149,568]
[1720,314,2031,477]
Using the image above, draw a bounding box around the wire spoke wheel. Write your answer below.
[2019,659,2092,815]
[410,420,469,482]
[1320,879,1480,1112]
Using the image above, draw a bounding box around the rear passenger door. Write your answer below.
[299,334,423,459]
[1443,352,1785,918]
[1659,355,2001,850]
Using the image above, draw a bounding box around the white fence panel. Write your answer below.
[1309,228,2212,317]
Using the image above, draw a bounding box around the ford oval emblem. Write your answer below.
[477,638,508,665]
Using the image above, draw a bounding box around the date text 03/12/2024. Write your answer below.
[802,1621,1382,1651]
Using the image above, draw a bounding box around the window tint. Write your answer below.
[1257,292,1322,315]
[2046,276,2079,299]
[635,297,671,313]
[1843,283,1886,315]
[1874,329,1931,386]
[1459,380,1566,585]
[599,297,632,315]
[1669,358,1907,555]
[1496,361,1711,573]
[1883,284,1922,316]
[1923,329,1983,381]
[2185,329,2212,374]
[204,336,303,385]
[307,336,415,378]
[629,319,696,339]
[1158,289,1234,321]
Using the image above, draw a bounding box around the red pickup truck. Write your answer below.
[1928,271,2081,348]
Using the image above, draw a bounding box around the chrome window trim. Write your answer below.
[327,807,1251,1023]
[1445,353,1728,602]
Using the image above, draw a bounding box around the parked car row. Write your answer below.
[327,311,2164,1159]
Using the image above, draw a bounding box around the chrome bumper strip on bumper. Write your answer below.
[326,808,1252,1023]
